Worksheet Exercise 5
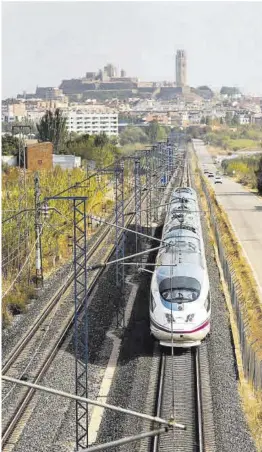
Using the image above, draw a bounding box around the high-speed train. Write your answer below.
[150,187,210,347]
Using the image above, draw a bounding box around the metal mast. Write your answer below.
[114,161,125,327]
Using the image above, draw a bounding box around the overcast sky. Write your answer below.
[2,1,262,98]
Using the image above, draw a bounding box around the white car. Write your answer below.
[214,176,222,184]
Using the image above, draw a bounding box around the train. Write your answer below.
[149,187,210,347]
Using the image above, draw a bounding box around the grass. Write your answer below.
[204,182,262,361]
[227,138,258,151]
[191,150,262,450]
[2,282,36,326]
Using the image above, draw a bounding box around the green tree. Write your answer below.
[146,120,159,143]
[94,132,109,149]
[255,156,262,194]
[231,115,239,126]
[1,135,20,156]
[225,112,233,126]
[119,126,148,145]
[37,108,67,153]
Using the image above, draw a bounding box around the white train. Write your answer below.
[150,187,210,347]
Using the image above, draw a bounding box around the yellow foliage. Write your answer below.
[2,167,116,321]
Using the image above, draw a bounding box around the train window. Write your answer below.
[159,277,201,303]
[175,188,192,194]
[161,289,199,302]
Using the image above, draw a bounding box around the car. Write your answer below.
[208,173,214,177]
[214,176,222,184]
[203,169,209,174]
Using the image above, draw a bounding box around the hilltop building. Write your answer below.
[176,50,187,87]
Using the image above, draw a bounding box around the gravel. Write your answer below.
[4,160,256,452]
[10,220,157,452]
[196,182,256,452]
[2,223,107,363]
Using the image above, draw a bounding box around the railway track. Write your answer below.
[152,347,203,452]
[2,156,185,450]
[151,152,206,452]
[1,191,142,449]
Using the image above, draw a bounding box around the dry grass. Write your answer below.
[2,282,35,326]
[204,183,262,361]
[192,151,262,450]
[207,146,229,156]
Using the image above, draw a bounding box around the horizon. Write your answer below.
[2,1,262,98]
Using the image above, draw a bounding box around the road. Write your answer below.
[192,139,262,297]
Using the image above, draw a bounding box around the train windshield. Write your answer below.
[161,289,199,302]
[159,276,201,303]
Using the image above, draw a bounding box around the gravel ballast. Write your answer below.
[200,205,256,452]
[4,164,256,452]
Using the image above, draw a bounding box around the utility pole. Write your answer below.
[12,125,31,281]
[34,172,43,286]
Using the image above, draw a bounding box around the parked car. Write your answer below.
[208,173,214,177]
[214,176,222,184]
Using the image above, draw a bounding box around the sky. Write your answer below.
[2,1,262,98]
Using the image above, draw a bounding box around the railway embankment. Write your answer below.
[192,149,262,450]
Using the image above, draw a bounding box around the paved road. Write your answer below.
[192,139,262,297]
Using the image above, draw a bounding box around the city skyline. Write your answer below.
[2,1,262,98]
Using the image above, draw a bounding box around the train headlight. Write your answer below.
[186,314,195,322]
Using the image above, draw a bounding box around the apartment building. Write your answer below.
[64,108,118,136]
[2,102,27,122]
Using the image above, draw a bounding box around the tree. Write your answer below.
[37,108,67,153]
[145,121,170,143]
[146,120,159,143]
[119,126,148,145]
[1,135,20,156]
[225,111,233,126]
[94,132,109,149]
[231,115,239,126]
[255,156,262,194]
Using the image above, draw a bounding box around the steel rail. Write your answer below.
[152,348,204,452]
[2,151,185,448]
[2,192,136,374]
[2,167,171,447]
[152,353,166,452]
[1,199,139,447]
[195,347,204,452]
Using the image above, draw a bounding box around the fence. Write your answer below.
[200,175,262,391]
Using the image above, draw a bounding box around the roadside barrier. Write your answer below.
[200,174,262,391]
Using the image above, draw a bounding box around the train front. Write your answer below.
[150,263,210,347]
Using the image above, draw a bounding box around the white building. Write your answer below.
[238,114,250,125]
[53,154,81,169]
[64,108,118,136]
[26,110,46,123]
